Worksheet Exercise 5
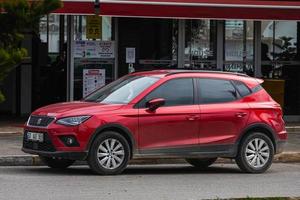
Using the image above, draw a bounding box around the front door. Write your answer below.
[137,78,200,153]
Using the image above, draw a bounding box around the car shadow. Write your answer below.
[21,164,246,176]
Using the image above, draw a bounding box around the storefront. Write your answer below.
[1,0,300,121]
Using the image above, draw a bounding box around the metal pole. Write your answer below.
[216,20,224,71]
[114,17,119,79]
[66,15,74,101]
[178,19,185,68]
[254,21,262,77]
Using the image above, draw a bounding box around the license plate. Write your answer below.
[26,132,44,142]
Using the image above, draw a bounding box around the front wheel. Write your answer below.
[40,156,75,169]
[235,132,274,173]
[186,157,217,169]
[87,131,130,175]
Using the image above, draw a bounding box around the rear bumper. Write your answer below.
[22,148,88,160]
[276,140,286,154]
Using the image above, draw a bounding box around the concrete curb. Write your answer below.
[286,126,300,133]
[0,152,299,166]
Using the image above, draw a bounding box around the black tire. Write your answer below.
[185,157,217,169]
[236,132,274,173]
[40,156,75,169]
[87,131,130,175]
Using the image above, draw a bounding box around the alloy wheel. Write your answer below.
[97,138,125,170]
[245,138,270,168]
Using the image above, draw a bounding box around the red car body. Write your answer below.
[22,70,287,171]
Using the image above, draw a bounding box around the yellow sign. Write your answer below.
[86,16,102,39]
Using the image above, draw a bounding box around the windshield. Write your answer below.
[84,75,159,104]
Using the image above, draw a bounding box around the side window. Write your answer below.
[233,80,252,97]
[140,78,194,107]
[198,78,237,104]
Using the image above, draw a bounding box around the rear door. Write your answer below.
[197,78,250,146]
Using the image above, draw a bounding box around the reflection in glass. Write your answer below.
[224,20,254,75]
[185,20,217,69]
[261,21,298,78]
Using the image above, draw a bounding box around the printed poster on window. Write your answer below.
[74,41,86,58]
[83,69,106,98]
[86,15,102,40]
[98,41,115,59]
[74,41,114,59]
[85,41,98,58]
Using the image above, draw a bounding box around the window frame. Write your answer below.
[135,77,197,108]
[196,77,241,105]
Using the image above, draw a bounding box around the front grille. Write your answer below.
[28,115,55,127]
[23,132,56,152]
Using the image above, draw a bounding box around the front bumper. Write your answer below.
[22,121,95,160]
[22,148,88,160]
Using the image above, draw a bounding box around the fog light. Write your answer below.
[67,137,74,145]
[59,136,79,147]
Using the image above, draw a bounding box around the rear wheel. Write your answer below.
[87,131,130,175]
[185,158,217,169]
[40,156,75,169]
[236,132,274,173]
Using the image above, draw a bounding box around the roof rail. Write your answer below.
[165,70,249,77]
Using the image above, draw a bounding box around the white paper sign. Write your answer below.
[85,41,98,58]
[98,41,115,59]
[126,47,136,63]
[74,41,115,59]
[83,69,105,98]
[74,41,86,58]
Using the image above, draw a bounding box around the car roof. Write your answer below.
[131,70,263,88]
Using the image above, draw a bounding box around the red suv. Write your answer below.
[22,70,287,174]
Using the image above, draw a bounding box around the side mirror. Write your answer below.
[146,98,165,111]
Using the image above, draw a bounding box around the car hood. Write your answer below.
[32,101,124,117]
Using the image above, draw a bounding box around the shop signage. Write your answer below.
[86,15,102,39]
[82,69,106,98]
[74,40,115,59]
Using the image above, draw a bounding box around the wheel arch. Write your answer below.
[86,123,136,158]
[236,123,278,154]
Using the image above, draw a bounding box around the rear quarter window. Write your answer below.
[233,80,252,97]
[251,84,263,93]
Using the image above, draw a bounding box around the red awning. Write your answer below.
[54,0,300,20]
[54,0,95,15]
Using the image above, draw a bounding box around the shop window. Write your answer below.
[118,18,178,74]
[261,21,300,115]
[224,20,254,76]
[39,14,61,53]
[73,16,114,100]
[137,19,178,70]
[261,21,299,78]
[185,20,217,69]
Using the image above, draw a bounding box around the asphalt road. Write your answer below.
[0,163,299,200]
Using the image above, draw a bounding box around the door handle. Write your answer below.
[235,112,247,118]
[186,115,200,121]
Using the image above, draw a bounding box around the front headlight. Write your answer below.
[56,116,91,126]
